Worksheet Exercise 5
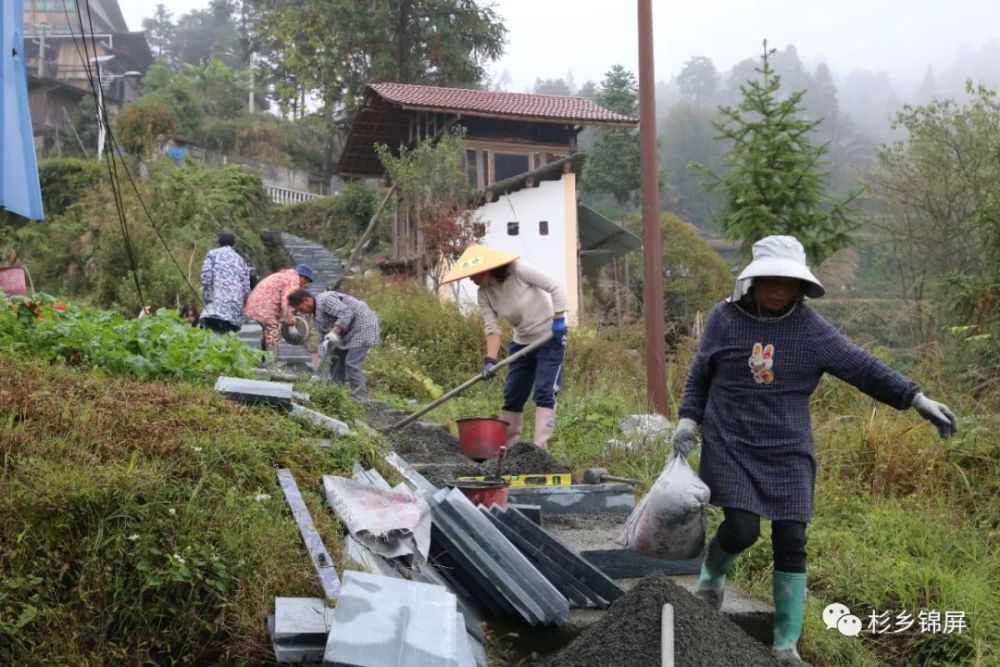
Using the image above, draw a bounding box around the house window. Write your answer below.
[493,153,531,181]
[507,222,519,236]
[465,149,478,188]
[538,221,549,236]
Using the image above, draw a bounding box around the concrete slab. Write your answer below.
[480,509,597,608]
[291,403,350,436]
[215,376,295,407]
[442,491,569,624]
[507,483,634,515]
[429,493,547,625]
[323,570,459,667]
[580,549,702,578]
[272,597,334,644]
[273,642,326,663]
[455,614,476,667]
[492,506,624,607]
[277,469,342,601]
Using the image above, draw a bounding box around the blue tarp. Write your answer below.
[1,0,44,220]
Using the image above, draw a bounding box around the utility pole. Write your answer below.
[638,0,669,414]
[248,57,255,113]
[32,24,50,77]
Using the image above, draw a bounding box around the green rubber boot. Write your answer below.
[694,537,739,610]
[772,571,812,666]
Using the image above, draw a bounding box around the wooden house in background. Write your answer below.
[337,82,641,320]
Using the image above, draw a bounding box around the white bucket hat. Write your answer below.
[732,235,825,301]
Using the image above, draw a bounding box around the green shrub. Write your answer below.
[37,158,106,216]
[0,294,262,382]
[114,97,179,156]
[269,182,388,257]
[5,162,272,312]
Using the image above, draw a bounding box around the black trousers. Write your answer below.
[715,507,808,573]
[199,316,241,335]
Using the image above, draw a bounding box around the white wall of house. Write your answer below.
[446,173,579,324]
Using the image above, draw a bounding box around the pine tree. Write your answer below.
[582,65,641,220]
[699,41,860,264]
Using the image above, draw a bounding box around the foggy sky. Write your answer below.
[122,0,1000,88]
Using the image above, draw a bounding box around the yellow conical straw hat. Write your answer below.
[441,244,518,284]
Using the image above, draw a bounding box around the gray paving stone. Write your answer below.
[291,404,350,436]
[492,505,625,606]
[214,376,295,407]
[579,548,702,578]
[442,491,568,623]
[427,494,529,621]
[507,483,635,515]
[272,597,334,644]
[480,508,596,608]
[323,571,459,667]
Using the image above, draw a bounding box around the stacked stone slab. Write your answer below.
[484,505,626,609]
[427,489,570,627]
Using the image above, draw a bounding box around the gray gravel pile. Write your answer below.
[364,402,574,486]
[542,574,781,667]
[484,442,573,476]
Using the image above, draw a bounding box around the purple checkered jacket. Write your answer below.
[679,300,920,522]
[315,291,380,349]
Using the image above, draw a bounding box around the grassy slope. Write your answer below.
[0,356,373,665]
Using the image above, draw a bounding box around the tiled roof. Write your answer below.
[368,82,638,126]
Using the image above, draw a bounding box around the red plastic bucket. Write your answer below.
[0,267,27,296]
[449,479,509,507]
[456,417,508,461]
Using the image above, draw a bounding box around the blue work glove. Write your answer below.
[911,393,959,439]
[481,357,498,380]
[670,418,700,457]
[551,316,568,337]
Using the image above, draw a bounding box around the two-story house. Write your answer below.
[337,82,642,320]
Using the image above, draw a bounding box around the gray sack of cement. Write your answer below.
[617,453,710,559]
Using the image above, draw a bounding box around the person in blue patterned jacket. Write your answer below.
[670,235,959,666]
[287,289,380,398]
[198,232,252,334]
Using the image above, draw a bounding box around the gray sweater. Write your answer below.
[477,260,567,345]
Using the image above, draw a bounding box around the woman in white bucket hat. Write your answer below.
[670,235,958,665]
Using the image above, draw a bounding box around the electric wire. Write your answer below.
[63,1,204,309]
[81,0,203,309]
[65,0,146,307]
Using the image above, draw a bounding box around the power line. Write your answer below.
[65,1,205,310]
[66,0,145,307]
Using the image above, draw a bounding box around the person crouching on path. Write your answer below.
[441,244,569,450]
[198,231,251,334]
[245,264,313,353]
[670,235,959,666]
[288,289,380,398]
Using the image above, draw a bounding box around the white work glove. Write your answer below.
[670,417,700,457]
[319,331,341,357]
[911,393,959,439]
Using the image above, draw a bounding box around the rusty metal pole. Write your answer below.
[638,0,669,415]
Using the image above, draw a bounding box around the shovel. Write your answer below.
[382,334,554,433]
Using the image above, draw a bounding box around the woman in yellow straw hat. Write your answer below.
[442,244,568,449]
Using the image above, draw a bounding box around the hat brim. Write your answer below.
[440,245,519,284]
[737,257,825,298]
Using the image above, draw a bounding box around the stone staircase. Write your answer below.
[239,232,343,373]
